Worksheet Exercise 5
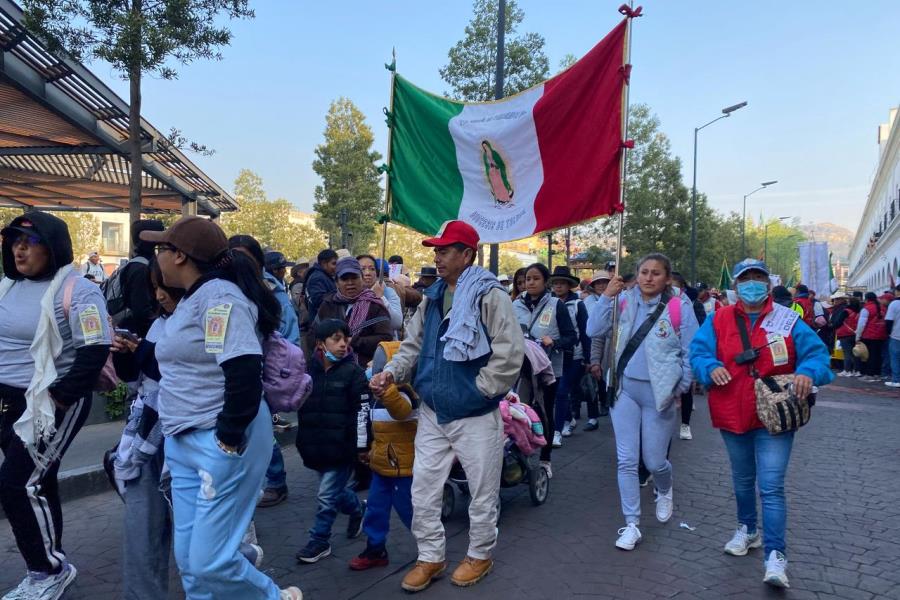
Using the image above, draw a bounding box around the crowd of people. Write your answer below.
[0,211,894,599]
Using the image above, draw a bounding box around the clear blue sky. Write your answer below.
[95,0,900,233]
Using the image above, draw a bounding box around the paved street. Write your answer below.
[1,381,898,599]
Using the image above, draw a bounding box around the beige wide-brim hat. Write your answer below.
[590,270,612,285]
[852,341,869,362]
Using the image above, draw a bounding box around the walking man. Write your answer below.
[369,220,524,593]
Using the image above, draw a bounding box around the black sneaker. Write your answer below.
[296,540,331,564]
[347,500,366,539]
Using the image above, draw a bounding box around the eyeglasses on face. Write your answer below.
[12,233,42,247]
[155,244,177,255]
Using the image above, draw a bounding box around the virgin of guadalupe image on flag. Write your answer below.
[481,140,514,207]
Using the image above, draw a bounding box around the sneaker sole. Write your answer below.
[725,538,762,556]
[46,564,78,600]
[763,574,790,588]
[450,563,493,587]
[615,538,640,551]
[656,510,673,523]
[257,494,288,508]
[401,567,446,592]
[296,547,331,564]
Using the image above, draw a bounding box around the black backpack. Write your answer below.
[101,256,149,326]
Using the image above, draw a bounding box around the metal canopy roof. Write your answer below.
[0,0,237,215]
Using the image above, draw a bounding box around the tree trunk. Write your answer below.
[127,0,143,256]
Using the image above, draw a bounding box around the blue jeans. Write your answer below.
[890,339,900,384]
[554,358,584,431]
[165,402,279,599]
[265,441,286,489]
[720,428,794,556]
[309,465,362,544]
[363,472,413,549]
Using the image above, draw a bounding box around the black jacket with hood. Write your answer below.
[1,211,110,405]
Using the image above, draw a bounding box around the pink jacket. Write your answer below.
[500,395,547,456]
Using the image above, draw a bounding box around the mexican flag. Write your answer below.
[387,19,628,243]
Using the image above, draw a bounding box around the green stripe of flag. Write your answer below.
[389,76,465,235]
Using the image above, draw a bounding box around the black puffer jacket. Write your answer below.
[296,352,369,471]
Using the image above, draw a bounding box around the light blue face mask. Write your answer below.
[324,350,341,362]
[736,280,769,305]
[364,366,373,381]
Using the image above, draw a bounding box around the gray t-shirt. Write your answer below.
[0,276,112,389]
[155,279,262,436]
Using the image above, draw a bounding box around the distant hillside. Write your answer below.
[800,223,855,262]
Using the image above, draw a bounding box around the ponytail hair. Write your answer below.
[195,249,282,336]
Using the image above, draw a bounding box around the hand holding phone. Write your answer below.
[114,328,139,343]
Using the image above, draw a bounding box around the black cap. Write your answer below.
[264,251,294,270]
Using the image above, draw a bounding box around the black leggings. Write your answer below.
[680,391,693,426]
[538,382,556,462]
[861,338,884,377]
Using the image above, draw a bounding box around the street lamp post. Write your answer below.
[764,215,791,263]
[741,180,778,258]
[690,101,747,285]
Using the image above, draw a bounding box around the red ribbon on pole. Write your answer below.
[618,4,643,18]
[621,139,635,149]
[619,64,632,84]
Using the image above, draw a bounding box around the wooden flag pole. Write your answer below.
[378,48,397,285]
[608,2,638,390]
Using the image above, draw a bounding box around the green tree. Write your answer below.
[22,0,254,235]
[221,169,327,262]
[440,0,550,100]
[51,212,100,265]
[313,98,383,253]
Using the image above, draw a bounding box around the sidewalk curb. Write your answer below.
[0,427,297,520]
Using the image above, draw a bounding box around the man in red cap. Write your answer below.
[370,220,524,592]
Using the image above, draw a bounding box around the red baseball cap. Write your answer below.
[422,220,479,249]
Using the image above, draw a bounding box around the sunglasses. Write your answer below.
[12,233,42,247]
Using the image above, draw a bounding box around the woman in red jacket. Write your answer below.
[856,292,888,382]
[690,259,833,589]
[830,294,860,376]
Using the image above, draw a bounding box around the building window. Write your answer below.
[101,222,127,255]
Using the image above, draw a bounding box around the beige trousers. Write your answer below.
[411,403,504,562]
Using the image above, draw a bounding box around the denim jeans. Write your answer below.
[165,402,279,599]
[308,465,362,544]
[555,358,584,431]
[363,472,412,549]
[890,338,900,384]
[264,441,286,489]
[720,428,794,556]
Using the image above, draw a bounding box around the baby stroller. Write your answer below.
[441,347,552,520]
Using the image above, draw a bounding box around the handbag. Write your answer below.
[735,312,813,435]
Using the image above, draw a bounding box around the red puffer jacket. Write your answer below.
[836,308,858,339]
[861,302,888,340]
[707,300,798,434]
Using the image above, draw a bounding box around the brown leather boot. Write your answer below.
[450,556,493,587]
[400,560,447,593]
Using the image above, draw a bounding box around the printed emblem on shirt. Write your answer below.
[205,303,232,353]
[655,319,671,339]
[761,304,799,337]
[767,333,789,367]
[78,305,105,345]
[538,308,553,327]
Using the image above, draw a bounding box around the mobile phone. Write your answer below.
[114,328,139,343]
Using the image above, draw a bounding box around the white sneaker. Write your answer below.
[851,371,862,377]
[654,488,673,523]
[3,564,77,600]
[763,550,789,588]
[540,460,553,479]
[885,381,900,388]
[639,473,653,488]
[836,370,848,377]
[280,586,303,600]
[615,523,642,550]
[679,424,692,440]
[552,431,562,448]
[723,524,762,556]
[561,423,573,437]
[568,417,577,428]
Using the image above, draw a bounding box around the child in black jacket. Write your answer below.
[295,319,370,563]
